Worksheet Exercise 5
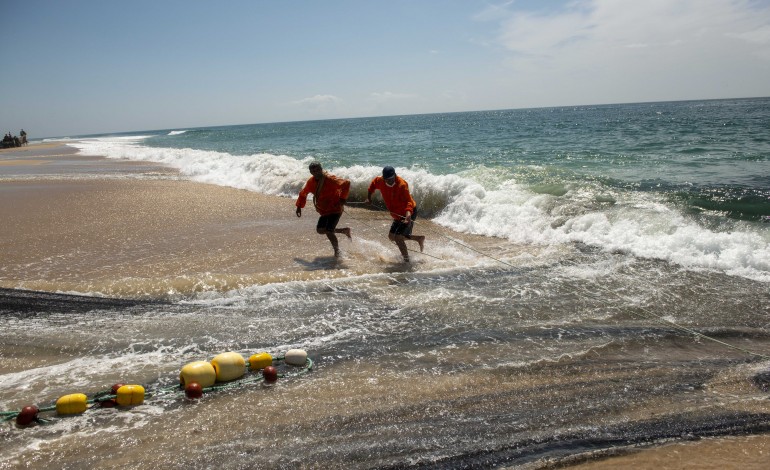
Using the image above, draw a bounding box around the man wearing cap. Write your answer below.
[366,166,425,262]
[296,161,352,257]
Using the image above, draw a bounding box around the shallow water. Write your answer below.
[2,246,769,468]
[70,99,770,282]
[3,98,769,467]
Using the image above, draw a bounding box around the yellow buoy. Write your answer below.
[248,352,273,371]
[285,349,308,366]
[115,384,145,406]
[56,393,89,415]
[179,361,216,388]
[211,352,246,382]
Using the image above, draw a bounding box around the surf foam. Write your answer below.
[69,137,770,282]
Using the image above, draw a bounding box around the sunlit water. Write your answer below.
[2,98,769,468]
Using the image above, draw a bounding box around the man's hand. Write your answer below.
[296,207,302,217]
[365,198,372,206]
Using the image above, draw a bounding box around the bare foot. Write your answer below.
[334,249,341,258]
[417,236,425,252]
[341,227,352,239]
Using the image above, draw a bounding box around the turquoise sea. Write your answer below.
[3,98,770,468]
[67,97,770,281]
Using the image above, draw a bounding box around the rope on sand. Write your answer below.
[347,202,520,266]
[342,203,444,261]
[3,350,313,427]
[346,202,770,361]
[564,270,770,361]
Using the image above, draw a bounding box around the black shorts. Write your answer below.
[389,219,413,237]
[389,207,418,237]
[317,213,342,232]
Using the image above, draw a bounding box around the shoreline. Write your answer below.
[1,143,331,297]
[1,143,522,298]
[1,143,769,468]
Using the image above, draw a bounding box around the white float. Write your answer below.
[284,349,308,366]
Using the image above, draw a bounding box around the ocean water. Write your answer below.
[2,98,770,468]
[68,97,770,282]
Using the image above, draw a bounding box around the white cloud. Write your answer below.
[496,0,770,57]
[287,94,344,117]
[476,0,770,105]
[367,91,416,103]
[728,24,770,45]
[290,94,342,107]
[498,10,591,58]
[472,0,516,22]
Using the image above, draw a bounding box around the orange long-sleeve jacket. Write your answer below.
[368,175,416,221]
[296,173,351,216]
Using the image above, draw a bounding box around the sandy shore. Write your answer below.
[2,143,768,467]
[0,157,363,297]
[1,143,509,297]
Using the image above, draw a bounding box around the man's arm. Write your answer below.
[366,178,378,204]
[295,178,313,216]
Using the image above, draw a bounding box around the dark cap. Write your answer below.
[382,166,396,179]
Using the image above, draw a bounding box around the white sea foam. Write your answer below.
[0,353,163,408]
[68,138,770,283]
[435,180,770,282]
[167,130,187,135]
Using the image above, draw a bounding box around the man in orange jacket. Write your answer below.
[296,162,352,257]
[366,166,425,262]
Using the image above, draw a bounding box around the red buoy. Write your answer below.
[185,381,203,399]
[16,405,39,426]
[262,366,278,383]
[99,398,118,408]
[101,383,125,407]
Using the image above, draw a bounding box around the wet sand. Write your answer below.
[0,177,314,295]
[564,434,770,469]
[1,144,768,468]
[2,144,300,295]
[1,143,510,298]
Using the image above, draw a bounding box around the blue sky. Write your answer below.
[2,0,770,138]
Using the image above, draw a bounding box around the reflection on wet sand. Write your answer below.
[1,146,769,468]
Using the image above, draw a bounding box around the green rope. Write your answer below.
[343,204,444,261]
[352,202,770,360]
[2,355,313,425]
[546,257,770,360]
[440,231,770,359]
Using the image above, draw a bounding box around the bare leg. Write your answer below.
[410,235,425,252]
[319,227,341,257]
[326,233,340,257]
[392,234,410,262]
[336,227,351,239]
[331,227,351,256]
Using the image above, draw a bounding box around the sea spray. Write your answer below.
[71,129,770,282]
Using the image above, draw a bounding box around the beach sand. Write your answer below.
[0,175,322,295]
[1,143,510,298]
[1,143,768,468]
